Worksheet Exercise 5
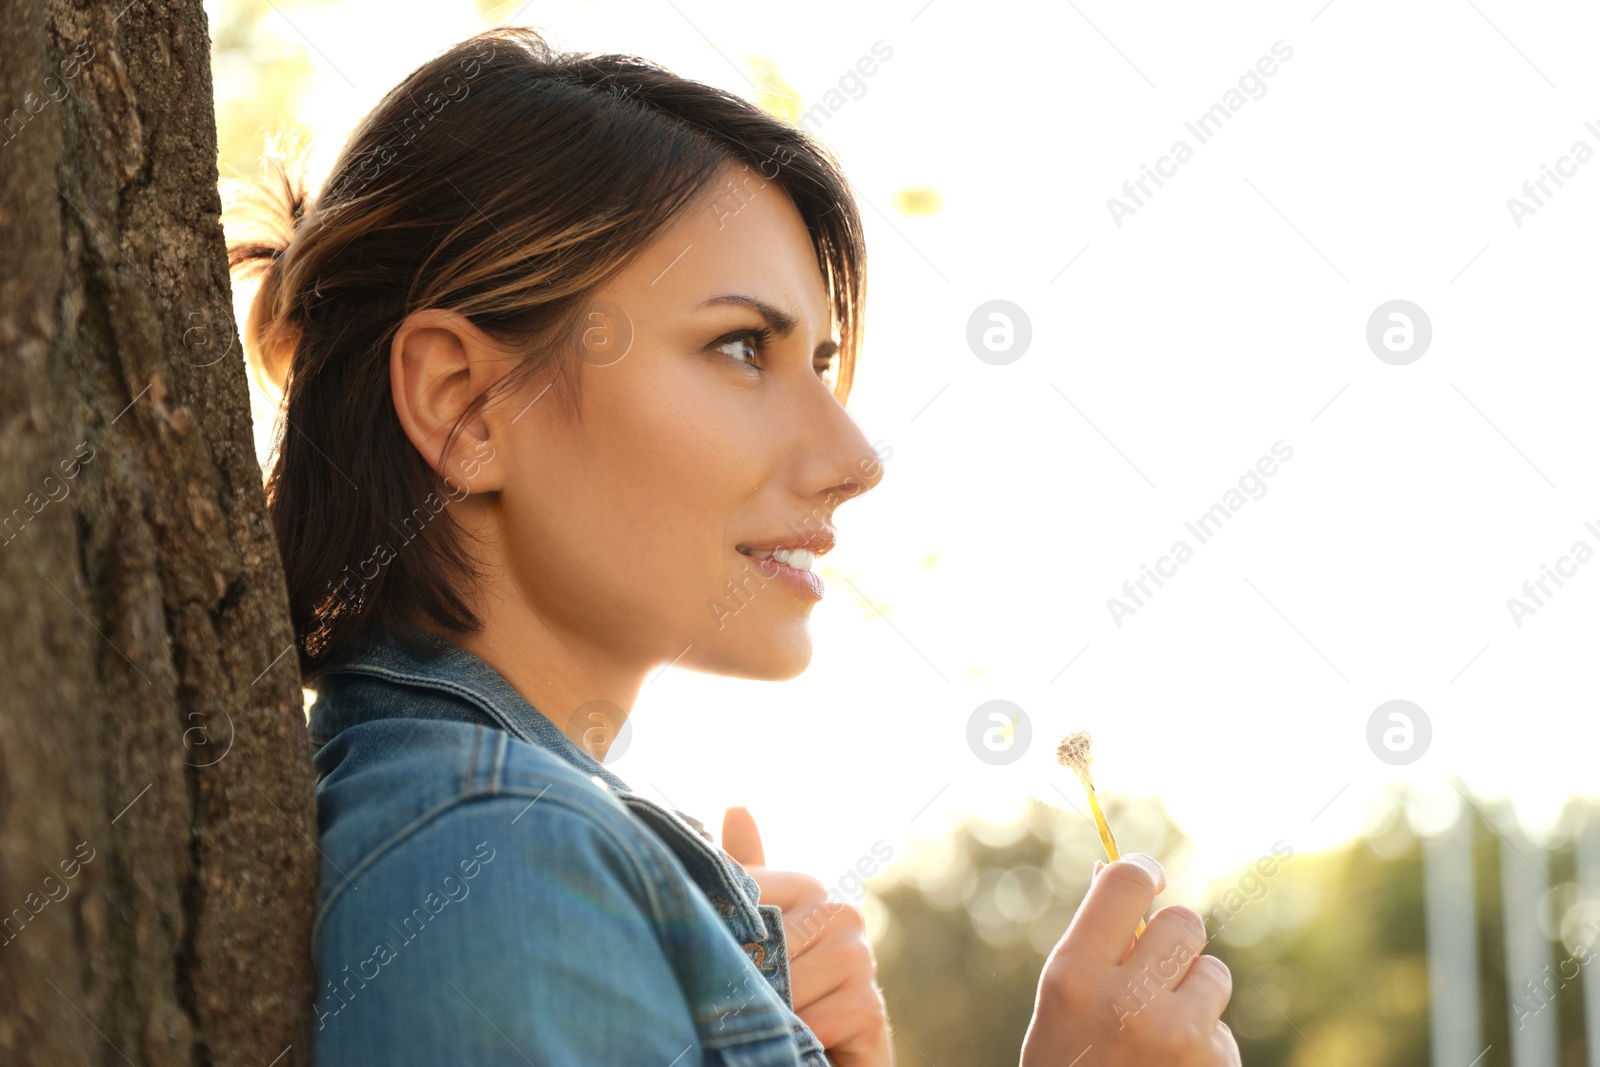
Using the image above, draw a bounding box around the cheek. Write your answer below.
[602,376,742,560]
[501,366,746,609]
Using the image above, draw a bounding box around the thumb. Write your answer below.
[721,805,766,868]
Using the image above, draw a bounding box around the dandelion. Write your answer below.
[1056,730,1146,938]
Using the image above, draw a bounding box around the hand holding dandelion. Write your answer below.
[1021,732,1233,1063]
[1056,730,1147,938]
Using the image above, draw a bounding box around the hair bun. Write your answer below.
[222,132,313,401]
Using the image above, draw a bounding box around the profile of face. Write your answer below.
[392,161,885,708]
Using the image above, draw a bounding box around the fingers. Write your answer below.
[1029,855,1236,1065]
[721,805,765,868]
[1215,1018,1244,1065]
[747,869,828,928]
[1174,954,1233,1019]
[1125,903,1208,984]
[1091,859,1137,962]
[784,902,888,1060]
[1120,906,1231,1035]
[781,886,850,957]
[786,906,872,1009]
[791,976,890,1055]
[1056,853,1164,967]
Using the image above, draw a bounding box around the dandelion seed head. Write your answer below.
[1056,730,1095,786]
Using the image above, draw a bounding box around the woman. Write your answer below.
[229,25,1239,1066]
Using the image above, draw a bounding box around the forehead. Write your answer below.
[603,163,833,334]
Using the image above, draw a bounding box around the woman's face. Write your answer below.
[490,163,885,683]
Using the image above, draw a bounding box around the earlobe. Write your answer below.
[389,309,506,494]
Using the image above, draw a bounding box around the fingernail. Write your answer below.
[1092,859,1103,880]
[1123,852,1165,886]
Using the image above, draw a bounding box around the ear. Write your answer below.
[390,308,507,494]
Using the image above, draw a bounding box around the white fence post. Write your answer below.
[1577,811,1600,1067]
[1501,820,1558,1067]
[1426,811,1482,1067]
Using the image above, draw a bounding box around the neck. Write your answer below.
[409,598,645,763]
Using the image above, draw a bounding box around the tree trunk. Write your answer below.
[0,2,316,1064]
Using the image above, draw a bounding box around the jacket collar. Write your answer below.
[314,622,634,792]
[310,623,771,941]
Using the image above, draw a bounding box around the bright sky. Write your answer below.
[218,0,1600,905]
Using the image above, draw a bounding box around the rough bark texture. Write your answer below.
[0,2,317,1064]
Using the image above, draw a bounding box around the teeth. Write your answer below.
[744,547,816,571]
[776,548,814,570]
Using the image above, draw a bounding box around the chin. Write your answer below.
[686,624,814,681]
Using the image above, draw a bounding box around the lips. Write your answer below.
[735,523,837,559]
[734,523,833,600]
[742,551,827,599]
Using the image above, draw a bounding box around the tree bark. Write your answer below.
[0,2,316,1064]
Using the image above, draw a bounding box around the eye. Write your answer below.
[713,326,773,370]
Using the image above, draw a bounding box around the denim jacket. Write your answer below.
[305,623,832,1066]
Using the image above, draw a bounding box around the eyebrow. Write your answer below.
[697,294,840,364]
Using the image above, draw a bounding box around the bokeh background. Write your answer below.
[210,0,1600,1062]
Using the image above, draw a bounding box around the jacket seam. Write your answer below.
[489,730,507,793]
[614,793,767,941]
[312,781,662,943]
[321,660,538,745]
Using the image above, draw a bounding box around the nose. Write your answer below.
[819,413,887,505]
[841,438,886,500]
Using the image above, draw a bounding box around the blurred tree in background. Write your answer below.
[1208,812,1429,1064]
[866,789,1600,1067]
[206,0,318,181]
[867,797,1187,1063]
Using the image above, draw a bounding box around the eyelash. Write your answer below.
[714,326,835,379]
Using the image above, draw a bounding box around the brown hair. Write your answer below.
[225,26,868,678]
